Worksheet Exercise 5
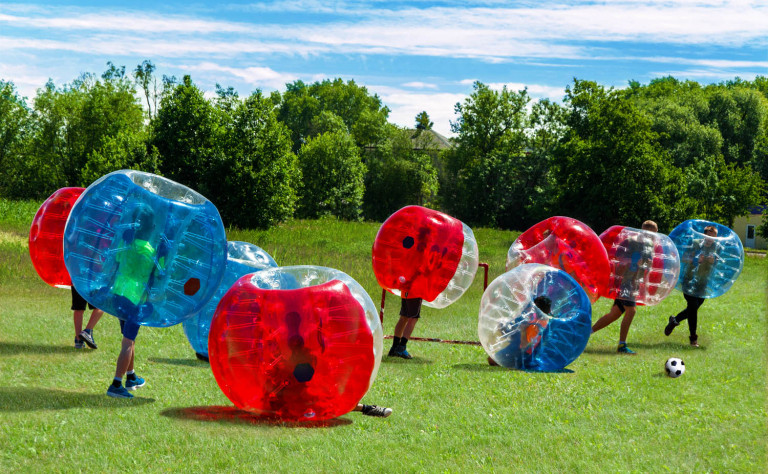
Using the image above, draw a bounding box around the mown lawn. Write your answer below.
[1,200,765,472]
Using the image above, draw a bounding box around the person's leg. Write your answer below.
[591,303,624,333]
[108,322,140,398]
[79,306,103,349]
[686,297,705,346]
[114,337,135,380]
[84,308,104,331]
[618,306,636,343]
[73,310,85,343]
[389,298,421,359]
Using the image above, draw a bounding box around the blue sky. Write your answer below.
[1,0,767,137]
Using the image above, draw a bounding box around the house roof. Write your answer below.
[408,129,454,150]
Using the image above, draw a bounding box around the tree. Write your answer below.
[215,91,300,228]
[0,80,35,198]
[297,130,366,220]
[151,75,224,199]
[415,111,433,130]
[134,60,158,120]
[553,79,689,232]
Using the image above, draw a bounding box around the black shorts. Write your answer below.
[613,299,636,312]
[71,287,95,311]
[400,297,423,319]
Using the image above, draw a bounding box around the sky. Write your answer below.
[1,0,767,137]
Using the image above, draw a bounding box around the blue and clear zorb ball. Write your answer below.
[63,170,227,327]
[669,220,744,299]
[478,263,592,372]
[183,241,278,357]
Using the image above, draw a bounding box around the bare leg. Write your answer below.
[618,306,636,342]
[85,309,104,331]
[591,304,624,333]
[114,337,135,379]
[73,310,84,339]
[401,318,418,340]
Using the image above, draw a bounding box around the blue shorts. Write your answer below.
[119,319,141,341]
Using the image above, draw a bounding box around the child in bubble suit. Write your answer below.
[488,295,552,368]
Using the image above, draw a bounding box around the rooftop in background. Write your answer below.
[408,129,454,150]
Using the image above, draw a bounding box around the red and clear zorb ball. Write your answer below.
[598,226,680,305]
[29,187,84,288]
[209,266,383,422]
[506,216,610,302]
[372,206,479,308]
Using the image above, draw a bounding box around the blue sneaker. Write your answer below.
[391,346,413,359]
[617,343,636,355]
[74,337,84,349]
[125,376,145,391]
[79,329,97,349]
[107,385,133,399]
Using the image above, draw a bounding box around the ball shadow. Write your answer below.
[0,341,80,356]
[148,357,211,368]
[0,386,155,412]
[383,356,433,365]
[160,406,353,428]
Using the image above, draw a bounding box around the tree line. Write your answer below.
[1,61,766,234]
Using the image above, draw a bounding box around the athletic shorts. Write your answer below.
[119,319,141,341]
[613,299,636,312]
[71,287,95,311]
[400,297,423,319]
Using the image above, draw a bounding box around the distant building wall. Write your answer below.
[733,205,766,250]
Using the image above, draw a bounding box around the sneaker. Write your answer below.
[617,343,636,355]
[361,404,392,418]
[664,316,679,336]
[107,384,133,399]
[690,336,700,348]
[79,329,97,349]
[125,376,145,390]
[390,346,413,359]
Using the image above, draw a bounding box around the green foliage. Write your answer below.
[81,130,161,185]
[277,78,390,152]
[415,111,433,130]
[363,127,439,220]
[297,130,366,220]
[216,91,300,229]
[0,81,34,198]
[553,79,690,232]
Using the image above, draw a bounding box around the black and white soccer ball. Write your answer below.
[665,357,685,378]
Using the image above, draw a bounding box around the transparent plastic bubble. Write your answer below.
[63,170,227,327]
[506,216,610,302]
[598,226,680,305]
[182,241,278,357]
[209,265,384,421]
[29,187,84,288]
[479,264,592,372]
[372,205,478,308]
[669,220,744,298]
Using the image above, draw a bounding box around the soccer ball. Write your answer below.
[665,357,685,378]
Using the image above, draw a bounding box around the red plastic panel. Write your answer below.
[28,187,84,288]
[507,216,610,302]
[372,205,464,302]
[209,278,375,422]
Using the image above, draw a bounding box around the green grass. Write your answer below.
[1,199,766,472]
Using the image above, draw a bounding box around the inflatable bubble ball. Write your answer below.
[669,220,744,299]
[372,205,479,308]
[209,266,384,421]
[506,216,610,302]
[29,187,84,288]
[63,170,227,327]
[598,226,680,305]
[479,264,592,372]
[183,241,278,358]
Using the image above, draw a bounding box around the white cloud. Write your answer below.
[177,62,298,89]
[402,81,439,90]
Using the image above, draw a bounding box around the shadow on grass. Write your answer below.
[452,363,574,374]
[148,357,211,368]
[0,386,155,411]
[383,356,433,365]
[583,341,707,354]
[161,406,352,428]
[0,341,80,356]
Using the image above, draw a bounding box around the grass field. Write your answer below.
[1,199,766,472]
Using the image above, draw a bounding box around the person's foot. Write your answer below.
[617,343,636,355]
[79,329,97,349]
[360,404,392,418]
[387,345,399,357]
[389,346,413,359]
[125,375,145,390]
[107,385,133,399]
[74,337,84,349]
[689,336,700,348]
[195,352,209,362]
[664,316,679,336]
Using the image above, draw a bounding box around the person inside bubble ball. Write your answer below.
[664,225,720,347]
[71,287,104,349]
[591,220,658,355]
[488,295,552,368]
[388,297,423,359]
[106,206,159,399]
